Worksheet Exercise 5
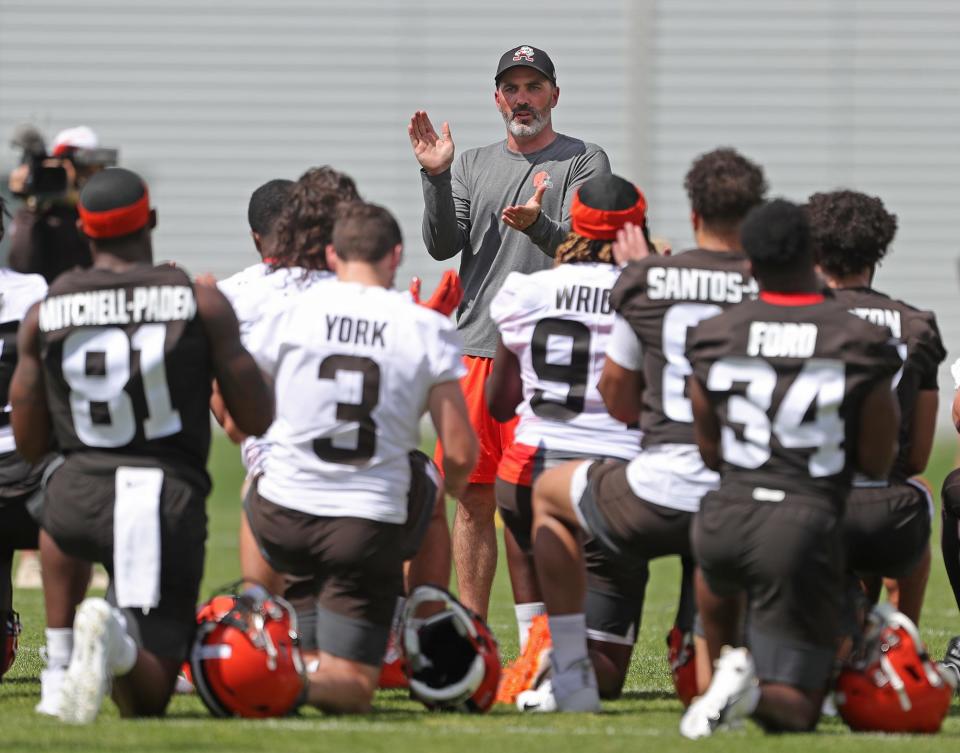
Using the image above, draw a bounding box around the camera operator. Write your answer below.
[6,125,116,283]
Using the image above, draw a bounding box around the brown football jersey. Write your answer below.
[38,263,212,483]
[687,294,902,502]
[833,287,945,482]
[610,248,757,447]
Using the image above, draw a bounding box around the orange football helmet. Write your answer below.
[190,586,304,718]
[836,604,955,733]
[402,585,501,713]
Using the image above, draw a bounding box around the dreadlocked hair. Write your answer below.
[271,166,360,272]
[554,220,654,266]
[555,233,613,265]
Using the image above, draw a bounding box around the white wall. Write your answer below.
[3,0,958,429]
[0,0,638,290]
[644,0,960,428]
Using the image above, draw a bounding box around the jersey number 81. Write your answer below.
[62,325,181,448]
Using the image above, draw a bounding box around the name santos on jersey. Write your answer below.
[645,266,757,304]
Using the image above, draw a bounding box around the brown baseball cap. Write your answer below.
[495,45,556,85]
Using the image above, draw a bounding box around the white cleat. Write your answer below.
[517,678,558,712]
[173,672,195,695]
[57,598,121,724]
[35,666,66,716]
[679,646,759,739]
[517,657,600,713]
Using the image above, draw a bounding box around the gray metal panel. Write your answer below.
[648,0,960,426]
[0,0,636,291]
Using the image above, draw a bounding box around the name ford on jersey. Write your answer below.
[646,267,756,304]
[848,307,901,339]
[747,321,819,359]
[38,285,196,332]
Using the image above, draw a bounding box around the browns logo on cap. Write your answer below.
[495,45,556,85]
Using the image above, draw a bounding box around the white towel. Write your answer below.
[113,466,163,611]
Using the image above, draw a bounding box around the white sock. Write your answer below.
[515,602,546,652]
[109,608,138,676]
[44,628,73,669]
[547,613,588,672]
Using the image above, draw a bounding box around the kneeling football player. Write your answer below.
[486,174,649,702]
[680,199,901,736]
[808,190,944,627]
[11,167,273,722]
[0,197,56,691]
[242,202,477,713]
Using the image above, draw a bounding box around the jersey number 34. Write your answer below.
[707,356,846,478]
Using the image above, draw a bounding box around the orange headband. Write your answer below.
[78,190,150,239]
[570,188,647,241]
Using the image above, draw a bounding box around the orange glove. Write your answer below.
[410,270,463,316]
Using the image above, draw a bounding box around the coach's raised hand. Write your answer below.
[502,183,546,231]
[408,111,455,176]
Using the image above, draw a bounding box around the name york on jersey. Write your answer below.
[38,285,196,332]
[325,314,388,348]
[646,267,757,304]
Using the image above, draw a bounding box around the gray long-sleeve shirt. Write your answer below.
[421,134,610,357]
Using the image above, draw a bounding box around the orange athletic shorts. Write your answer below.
[434,354,518,486]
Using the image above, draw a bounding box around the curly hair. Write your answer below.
[806,190,897,278]
[271,166,360,271]
[684,148,767,227]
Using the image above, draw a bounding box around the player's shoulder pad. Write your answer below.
[490,270,546,323]
[0,270,47,323]
[609,253,662,308]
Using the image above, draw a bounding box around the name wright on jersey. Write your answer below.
[555,285,612,315]
[38,285,196,332]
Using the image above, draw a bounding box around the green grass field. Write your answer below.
[2,434,959,751]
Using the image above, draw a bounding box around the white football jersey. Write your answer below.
[489,263,641,460]
[219,262,331,339]
[0,270,48,453]
[247,280,465,523]
[218,263,331,473]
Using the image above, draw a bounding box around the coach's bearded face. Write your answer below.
[500,103,551,138]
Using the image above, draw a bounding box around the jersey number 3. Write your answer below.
[313,355,381,465]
